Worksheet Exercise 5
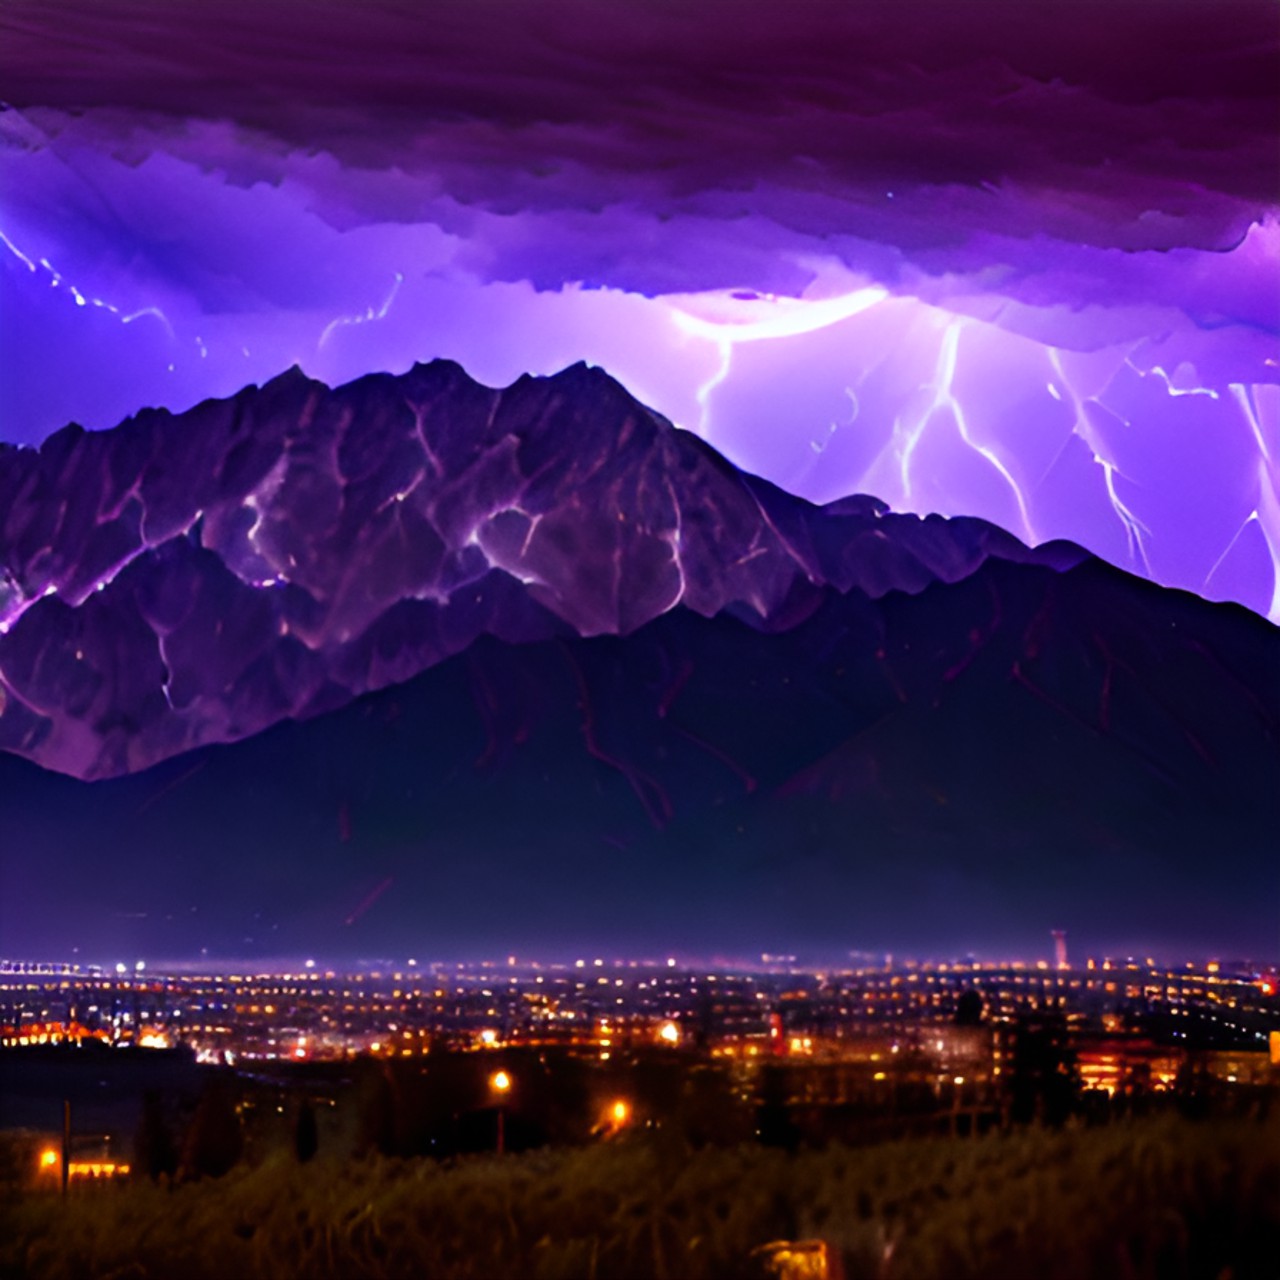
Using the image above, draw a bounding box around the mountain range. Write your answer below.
[1,359,1083,781]
[0,362,1275,959]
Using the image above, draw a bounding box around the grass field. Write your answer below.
[3,1111,1277,1280]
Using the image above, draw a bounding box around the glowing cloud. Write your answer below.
[1,0,1277,617]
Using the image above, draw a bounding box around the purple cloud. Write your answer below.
[1,0,1276,615]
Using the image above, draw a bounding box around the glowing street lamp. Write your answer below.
[490,1070,512,1154]
[658,1021,680,1045]
[607,1098,632,1135]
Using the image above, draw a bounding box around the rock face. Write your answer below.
[0,360,1082,780]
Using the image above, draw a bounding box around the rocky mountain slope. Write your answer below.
[0,360,1084,780]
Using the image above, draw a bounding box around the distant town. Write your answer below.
[2,936,1277,1235]
[4,942,1276,1093]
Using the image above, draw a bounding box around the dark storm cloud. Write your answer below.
[3,0,1275,270]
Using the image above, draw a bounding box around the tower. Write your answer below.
[1051,930,1068,971]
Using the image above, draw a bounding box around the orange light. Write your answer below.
[611,1099,630,1125]
[658,1021,679,1045]
[40,1149,57,1169]
[490,1070,512,1093]
[68,1160,126,1178]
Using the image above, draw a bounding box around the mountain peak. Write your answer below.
[1,360,1071,780]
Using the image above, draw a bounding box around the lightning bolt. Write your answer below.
[0,227,37,272]
[0,226,177,340]
[1129,359,1221,401]
[1251,461,1280,623]
[319,271,404,349]
[862,315,1035,543]
[1229,382,1274,467]
[1048,348,1152,575]
[669,286,888,441]
[1219,382,1280,620]
[933,320,1036,544]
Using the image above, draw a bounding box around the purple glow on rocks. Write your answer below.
[0,359,1081,780]
[2,0,1277,616]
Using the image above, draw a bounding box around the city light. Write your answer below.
[67,1161,130,1179]
[1,955,1274,1076]
[0,4,1273,1272]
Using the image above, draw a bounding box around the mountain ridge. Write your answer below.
[2,549,1275,959]
[0,359,1093,781]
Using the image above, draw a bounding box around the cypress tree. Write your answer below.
[294,1096,319,1163]
[133,1089,178,1182]
[179,1079,243,1180]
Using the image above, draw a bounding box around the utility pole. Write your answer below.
[61,1099,70,1198]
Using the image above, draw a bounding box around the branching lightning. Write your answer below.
[927,319,1036,544]
[665,283,1280,614]
[670,286,888,442]
[1047,349,1152,575]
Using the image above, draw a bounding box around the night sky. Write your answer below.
[0,0,1277,966]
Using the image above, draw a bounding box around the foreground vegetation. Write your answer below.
[4,1110,1278,1280]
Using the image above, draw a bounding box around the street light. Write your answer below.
[490,1070,512,1154]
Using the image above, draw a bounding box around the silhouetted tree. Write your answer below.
[955,988,984,1027]
[1174,1051,1215,1120]
[178,1078,243,1179]
[1006,1013,1079,1126]
[630,1053,686,1124]
[756,1063,800,1151]
[678,1062,753,1146]
[294,1097,318,1163]
[357,1066,399,1156]
[133,1089,177,1182]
